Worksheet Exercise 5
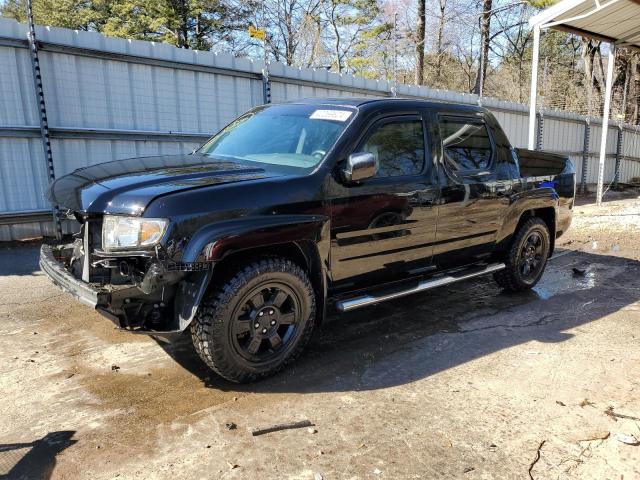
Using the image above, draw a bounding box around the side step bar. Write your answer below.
[336,263,506,312]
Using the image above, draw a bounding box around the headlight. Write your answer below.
[102,216,168,251]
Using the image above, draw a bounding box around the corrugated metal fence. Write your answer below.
[1,17,640,241]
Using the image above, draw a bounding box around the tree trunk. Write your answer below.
[621,54,631,122]
[473,0,492,95]
[518,58,524,104]
[307,18,322,68]
[284,5,295,65]
[194,14,202,50]
[582,39,605,115]
[331,4,342,73]
[582,39,593,114]
[633,55,640,124]
[179,0,190,48]
[435,0,446,81]
[415,0,426,85]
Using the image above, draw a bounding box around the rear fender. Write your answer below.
[495,191,559,255]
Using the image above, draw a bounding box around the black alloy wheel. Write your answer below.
[519,231,546,280]
[231,283,301,362]
[493,217,551,292]
[191,257,316,383]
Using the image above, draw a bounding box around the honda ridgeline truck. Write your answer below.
[40,98,575,382]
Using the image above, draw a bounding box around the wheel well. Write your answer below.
[517,207,556,255]
[208,242,326,324]
[213,242,307,276]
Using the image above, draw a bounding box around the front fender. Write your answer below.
[172,214,330,332]
[180,214,329,263]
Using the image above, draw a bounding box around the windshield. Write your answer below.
[198,104,354,169]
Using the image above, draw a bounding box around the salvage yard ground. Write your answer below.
[1,194,640,479]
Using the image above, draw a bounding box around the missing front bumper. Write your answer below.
[39,243,138,328]
[39,243,199,338]
[39,243,106,308]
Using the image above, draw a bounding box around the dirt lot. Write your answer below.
[2,195,640,480]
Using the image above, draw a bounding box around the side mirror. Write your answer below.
[342,152,376,184]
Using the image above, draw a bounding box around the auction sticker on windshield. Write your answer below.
[309,110,352,122]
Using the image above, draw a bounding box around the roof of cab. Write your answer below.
[285,97,486,114]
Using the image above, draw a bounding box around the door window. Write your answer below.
[439,118,493,173]
[359,119,425,178]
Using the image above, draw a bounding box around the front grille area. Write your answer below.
[70,216,111,285]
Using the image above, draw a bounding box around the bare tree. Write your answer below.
[473,0,492,94]
[415,0,425,84]
[262,0,321,65]
[616,51,640,124]
[296,12,326,67]
[489,3,531,102]
[581,39,606,115]
[435,0,447,81]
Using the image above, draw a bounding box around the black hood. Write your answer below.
[47,154,279,215]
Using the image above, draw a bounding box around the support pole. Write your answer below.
[262,70,271,104]
[613,126,623,188]
[596,44,616,206]
[528,25,540,150]
[535,111,544,151]
[580,119,591,195]
[26,0,62,239]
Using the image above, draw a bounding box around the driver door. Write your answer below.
[328,114,439,290]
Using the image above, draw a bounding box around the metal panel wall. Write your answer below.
[1,17,640,240]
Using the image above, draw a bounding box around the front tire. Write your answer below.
[190,257,316,383]
[493,217,551,292]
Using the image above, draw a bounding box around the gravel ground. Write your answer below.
[1,195,640,480]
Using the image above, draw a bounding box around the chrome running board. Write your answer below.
[336,263,506,312]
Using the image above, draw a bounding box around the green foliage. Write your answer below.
[0,0,103,30]
[0,0,251,49]
[334,0,379,26]
[99,0,166,42]
[526,0,559,8]
[349,19,392,78]
[321,0,382,72]
[333,0,387,76]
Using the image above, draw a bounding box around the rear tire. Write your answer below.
[493,217,551,292]
[190,257,316,383]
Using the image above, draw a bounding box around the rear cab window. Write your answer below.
[438,116,495,176]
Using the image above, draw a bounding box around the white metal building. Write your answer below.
[529,0,640,204]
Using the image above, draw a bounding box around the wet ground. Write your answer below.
[1,195,640,479]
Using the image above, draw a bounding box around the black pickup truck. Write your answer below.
[40,98,575,382]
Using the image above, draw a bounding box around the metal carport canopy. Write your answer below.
[528,0,640,205]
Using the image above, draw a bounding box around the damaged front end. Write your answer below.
[40,216,211,338]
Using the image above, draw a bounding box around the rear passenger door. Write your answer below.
[433,113,510,268]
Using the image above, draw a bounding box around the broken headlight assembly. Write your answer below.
[102,215,168,251]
